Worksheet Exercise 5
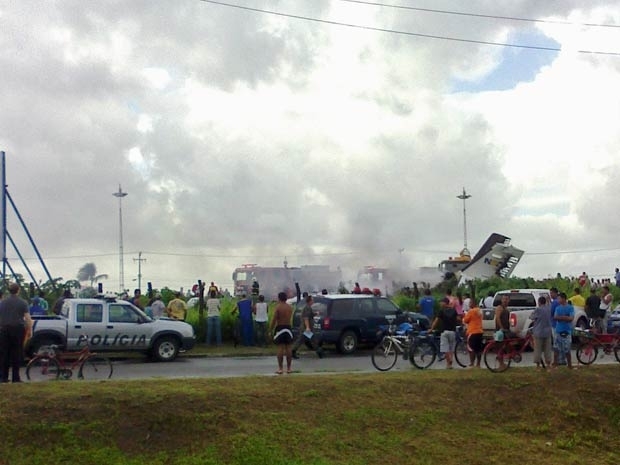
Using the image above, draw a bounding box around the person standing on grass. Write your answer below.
[584,288,600,329]
[598,285,613,334]
[494,294,512,339]
[417,288,435,321]
[236,294,254,346]
[0,283,32,383]
[132,289,144,311]
[28,296,46,316]
[462,298,483,368]
[253,295,269,348]
[166,292,187,321]
[150,293,166,319]
[529,296,552,370]
[552,292,575,369]
[269,292,294,374]
[429,297,459,369]
[568,288,585,308]
[206,290,222,346]
[37,291,49,314]
[462,292,472,314]
[483,291,494,309]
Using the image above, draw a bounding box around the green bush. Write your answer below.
[391,295,418,312]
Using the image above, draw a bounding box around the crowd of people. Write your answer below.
[419,277,615,371]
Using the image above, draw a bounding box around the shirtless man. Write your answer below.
[495,295,511,338]
[269,292,294,374]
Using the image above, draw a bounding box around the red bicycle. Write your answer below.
[26,342,113,381]
[483,331,538,373]
[575,330,620,365]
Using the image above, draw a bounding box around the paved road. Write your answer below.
[23,347,618,382]
[105,348,618,380]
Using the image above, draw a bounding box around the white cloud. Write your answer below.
[142,67,171,90]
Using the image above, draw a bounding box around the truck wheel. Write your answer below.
[337,330,358,355]
[152,336,180,362]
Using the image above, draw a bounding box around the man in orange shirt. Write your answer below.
[462,298,484,368]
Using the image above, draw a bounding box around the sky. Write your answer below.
[1,0,620,294]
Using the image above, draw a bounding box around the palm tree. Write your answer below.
[77,263,108,288]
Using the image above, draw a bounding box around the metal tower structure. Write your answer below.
[0,151,55,289]
[113,184,128,293]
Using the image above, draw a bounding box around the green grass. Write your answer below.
[1,366,619,464]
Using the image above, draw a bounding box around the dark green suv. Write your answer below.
[292,294,429,355]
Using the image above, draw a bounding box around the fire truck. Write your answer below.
[356,266,391,291]
[232,263,342,300]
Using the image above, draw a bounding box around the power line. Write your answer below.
[339,0,620,29]
[12,245,620,262]
[15,250,356,261]
[199,0,620,56]
[526,247,620,256]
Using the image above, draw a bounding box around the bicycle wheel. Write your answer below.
[614,344,620,364]
[26,356,61,381]
[78,356,113,380]
[454,339,469,368]
[410,340,436,369]
[371,338,398,372]
[483,342,511,373]
[576,343,597,365]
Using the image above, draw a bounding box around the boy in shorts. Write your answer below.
[552,292,575,369]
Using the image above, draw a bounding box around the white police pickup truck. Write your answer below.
[27,296,195,361]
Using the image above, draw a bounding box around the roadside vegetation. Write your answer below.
[1,365,619,465]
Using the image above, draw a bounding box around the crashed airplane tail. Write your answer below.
[459,233,524,282]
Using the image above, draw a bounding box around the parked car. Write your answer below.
[608,306,620,334]
[291,294,430,355]
[481,289,588,338]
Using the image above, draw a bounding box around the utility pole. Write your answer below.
[133,251,146,292]
[456,187,472,251]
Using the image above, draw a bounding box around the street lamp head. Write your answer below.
[113,184,128,198]
[457,187,471,200]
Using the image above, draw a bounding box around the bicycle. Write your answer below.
[574,329,620,365]
[371,315,416,371]
[409,326,468,369]
[483,330,539,373]
[26,341,113,381]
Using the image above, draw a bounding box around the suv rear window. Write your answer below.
[493,293,537,307]
[329,299,356,318]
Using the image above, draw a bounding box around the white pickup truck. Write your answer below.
[481,289,589,338]
[27,296,196,361]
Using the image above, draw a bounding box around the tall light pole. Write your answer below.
[113,184,128,293]
[457,187,471,252]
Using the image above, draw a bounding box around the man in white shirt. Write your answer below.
[206,290,222,346]
[253,295,269,347]
[462,292,472,313]
[483,291,494,309]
